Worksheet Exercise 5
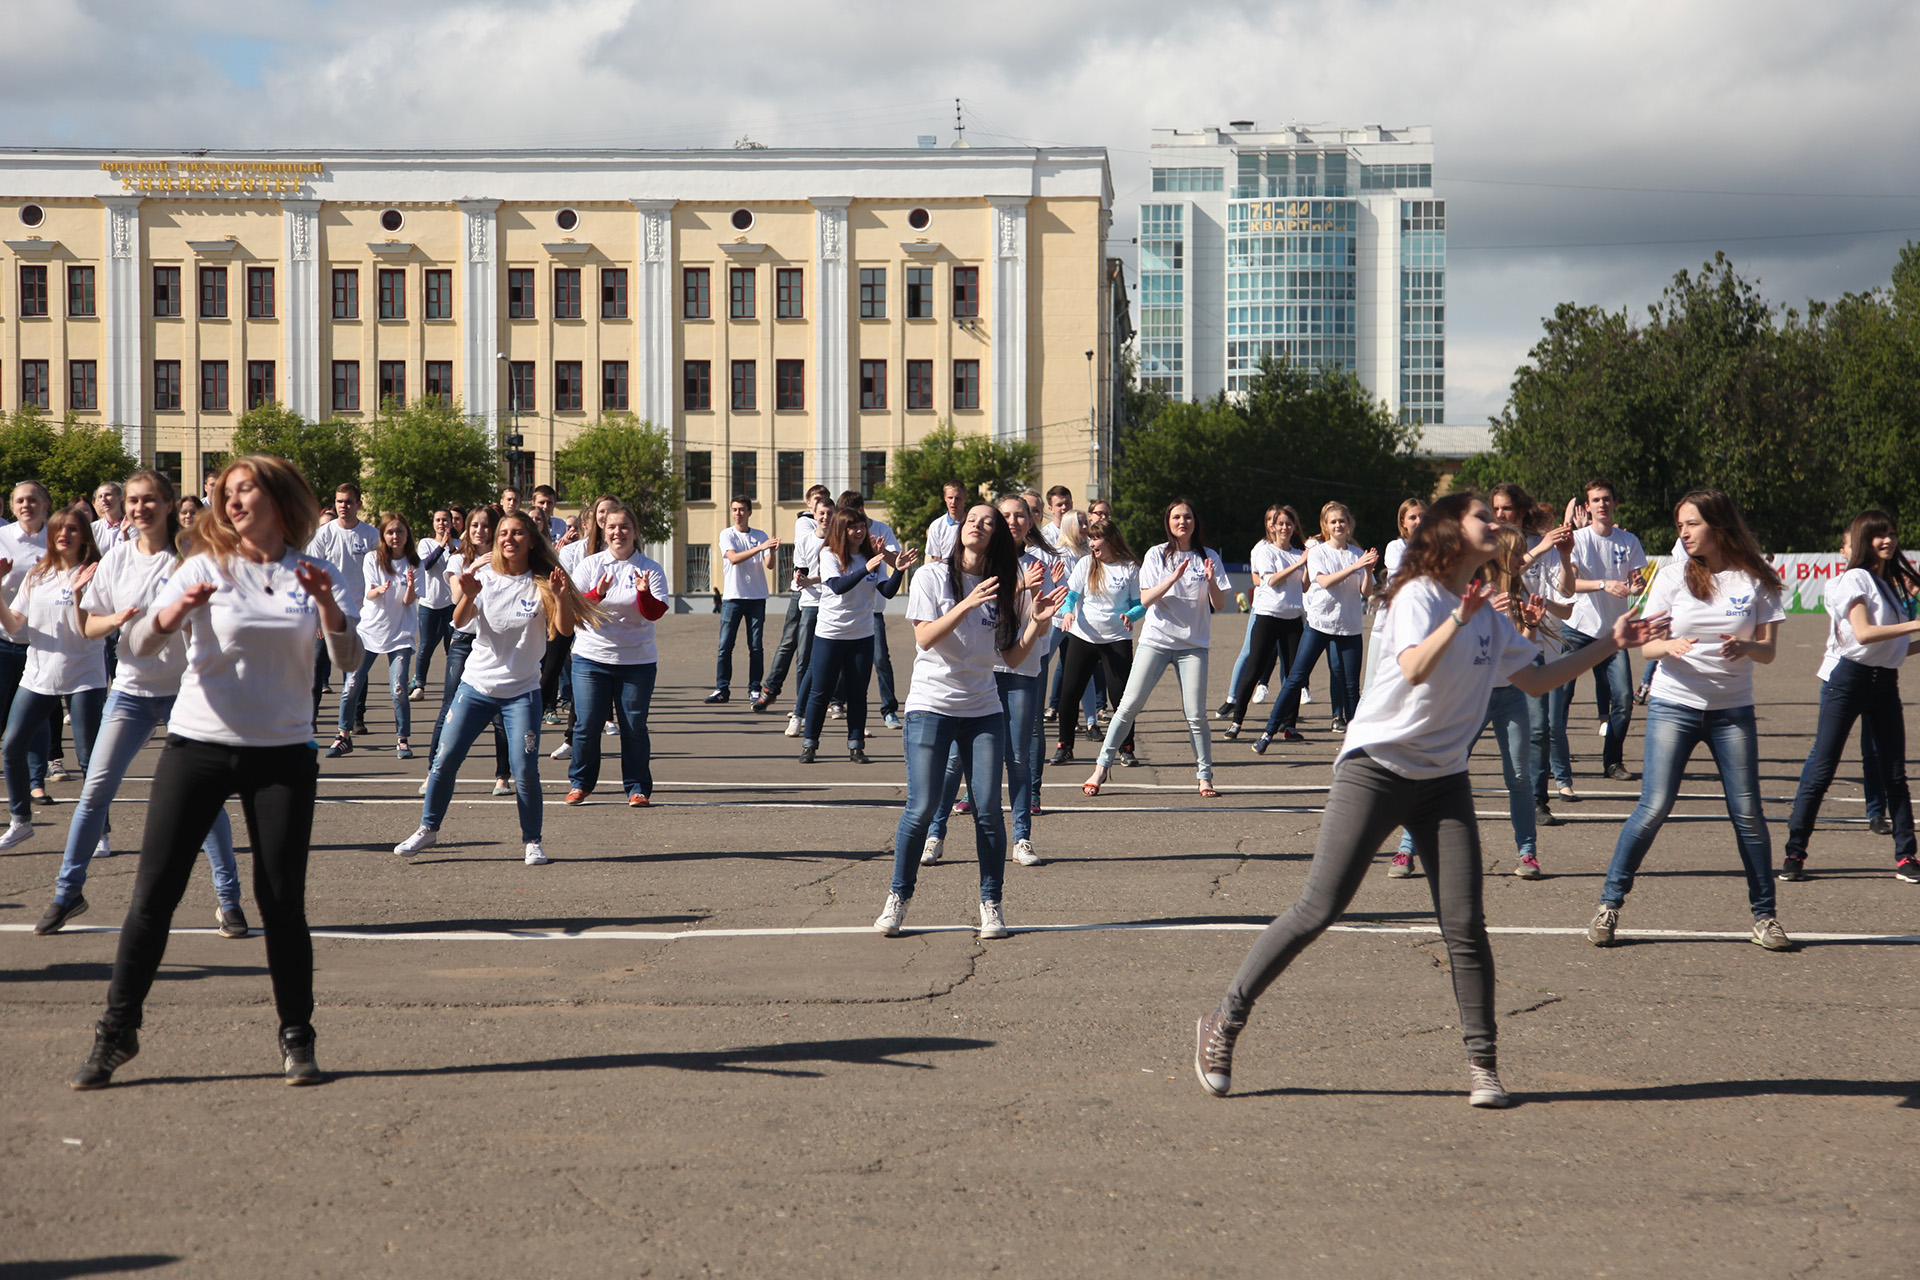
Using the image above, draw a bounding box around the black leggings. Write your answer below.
[105,737,320,1031]
[1227,613,1304,728]
[1054,633,1133,754]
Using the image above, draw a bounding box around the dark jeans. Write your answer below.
[414,603,455,691]
[1263,627,1362,737]
[763,597,812,700]
[802,635,873,748]
[891,711,1008,903]
[105,737,320,1031]
[714,598,766,693]
[1553,624,1634,771]
[1786,659,1914,863]
[1054,633,1133,755]
[541,633,574,717]
[1228,613,1303,728]
[568,656,657,800]
[428,633,509,778]
[872,614,898,715]
[6,685,106,819]
[1224,753,1496,1057]
[0,642,52,789]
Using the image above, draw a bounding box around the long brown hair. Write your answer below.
[1486,525,1534,633]
[185,456,319,568]
[374,512,420,575]
[1489,482,1550,536]
[825,505,872,567]
[1842,509,1920,604]
[491,509,604,638]
[1267,504,1307,551]
[1676,489,1780,603]
[1387,491,1480,605]
[461,505,502,567]
[31,505,102,583]
[579,493,619,558]
[122,468,183,556]
[1085,516,1138,596]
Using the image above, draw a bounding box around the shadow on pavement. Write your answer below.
[1242,1078,1920,1108]
[0,1256,180,1277]
[0,962,269,984]
[321,914,707,934]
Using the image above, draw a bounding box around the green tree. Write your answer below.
[229,403,362,505]
[41,414,138,507]
[0,407,59,492]
[551,414,680,544]
[873,422,1036,551]
[363,397,498,534]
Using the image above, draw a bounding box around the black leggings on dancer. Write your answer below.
[1053,633,1133,756]
[1225,614,1303,729]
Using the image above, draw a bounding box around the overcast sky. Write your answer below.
[10,0,1920,426]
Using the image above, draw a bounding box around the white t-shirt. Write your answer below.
[14,566,108,696]
[1370,539,1409,632]
[1136,544,1230,652]
[995,551,1054,678]
[1568,526,1647,637]
[905,567,1027,718]
[559,539,589,573]
[91,518,134,551]
[1251,540,1306,619]
[356,552,420,654]
[459,570,549,699]
[87,540,188,697]
[1820,567,1909,673]
[1521,544,1574,657]
[1303,543,1368,636]
[795,516,825,608]
[448,557,491,635]
[719,526,772,600]
[306,520,379,618]
[0,522,47,605]
[1067,557,1138,644]
[571,549,667,667]
[1340,577,1541,780]
[815,550,885,640]
[157,550,334,748]
[416,538,456,609]
[1642,564,1785,710]
[924,514,960,563]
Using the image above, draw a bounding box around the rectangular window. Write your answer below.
[200,266,227,318]
[507,269,535,319]
[860,451,886,501]
[683,267,710,319]
[859,267,886,319]
[952,266,979,318]
[378,361,405,406]
[601,268,627,318]
[425,360,454,400]
[246,360,274,409]
[953,359,980,410]
[19,266,48,318]
[153,360,182,411]
[154,451,183,486]
[424,269,453,319]
[554,268,581,319]
[554,360,583,411]
[246,266,274,319]
[21,360,50,409]
[729,266,755,319]
[153,266,181,317]
[69,360,98,411]
[776,450,804,503]
[202,450,228,481]
[859,359,886,410]
[332,269,359,319]
[730,359,757,411]
[602,360,628,410]
[731,450,758,503]
[508,361,535,411]
[775,359,804,411]
[68,266,97,317]
[378,268,405,319]
[684,544,712,594]
[684,360,711,410]
[332,361,360,411]
[685,450,712,502]
[200,360,229,411]
[906,359,933,410]
[906,266,933,319]
[776,267,804,319]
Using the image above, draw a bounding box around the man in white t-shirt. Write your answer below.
[530,485,569,545]
[760,485,830,712]
[1552,478,1647,783]
[1040,485,1073,551]
[843,490,904,726]
[923,480,966,563]
[306,481,379,731]
[706,496,778,705]
[89,482,131,551]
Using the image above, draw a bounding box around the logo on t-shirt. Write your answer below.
[1473,633,1491,666]
[1725,593,1751,616]
[979,600,1000,627]
[516,595,539,616]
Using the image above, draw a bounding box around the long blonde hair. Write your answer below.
[492,509,605,638]
[192,456,320,568]
[30,506,102,583]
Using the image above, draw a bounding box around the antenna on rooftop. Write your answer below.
[955,98,965,145]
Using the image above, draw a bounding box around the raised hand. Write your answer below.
[1457,579,1495,621]
[1521,593,1547,628]
[293,561,337,608]
[1020,559,1044,593]
[548,566,569,593]
[1612,609,1668,650]
[1357,547,1380,571]
[1173,557,1193,581]
[367,578,390,597]
[1603,579,1632,599]
[962,576,999,612]
[176,582,218,613]
[455,566,483,600]
[73,562,100,591]
[894,548,919,572]
[595,570,617,601]
[1032,582,1069,624]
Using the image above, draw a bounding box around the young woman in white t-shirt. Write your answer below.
[33,471,242,937]
[796,506,916,764]
[1252,502,1377,751]
[1222,505,1311,740]
[423,505,511,795]
[0,505,110,850]
[1195,492,1659,1110]
[565,503,670,806]
[329,513,420,759]
[1046,509,1107,734]
[1082,499,1231,798]
[72,455,362,1089]
[0,481,53,801]
[395,510,600,865]
[1782,509,1920,882]
[1050,516,1143,765]
[410,506,462,702]
[1364,498,1426,691]
[874,503,1062,940]
[1588,489,1791,950]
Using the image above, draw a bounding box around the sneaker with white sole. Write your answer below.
[549,741,571,760]
[1586,904,1619,947]
[393,826,438,857]
[604,720,617,735]
[524,842,550,866]
[1194,1007,1244,1097]
[1386,851,1415,878]
[491,779,513,796]
[1252,683,1268,704]
[1896,858,1920,884]
[1515,854,1543,880]
[874,892,908,935]
[920,837,943,866]
[94,834,112,860]
[978,900,1009,939]
[0,819,33,850]
[1300,688,1314,704]
[784,714,802,738]
[1011,839,1040,866]
[1750,916,1791,951]
[1467,1056,1510,1108]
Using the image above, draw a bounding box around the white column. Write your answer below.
[810,196,852,495]
[457,199,500,425]
[987,196,1029,444]
[630,199,677,591]
[279,199,322,421]
[100,195,143,453]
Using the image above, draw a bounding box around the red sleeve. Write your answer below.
[636,582,668,621]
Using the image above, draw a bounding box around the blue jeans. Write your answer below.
[421,685,543,841]
[1471,684,1537,858]
[0,641,52,789]
[892,711,1007,903]
[414,603,455,691]
[714,598,766,693]
[931,671,1040,845]
[1262,628,1361,737]
[872,615,899,715]
[1102,644,1213,779]
[7,685,106,820]
[1786,659,1913,862]
[1529,658,1571,800]
[1601,699,1773,918]
[428,633,508,777]
[802,634,873,748]
[1554,624,1634,772]
[568,656,657,799]
[342,647,413,739]
[54,690,238,907]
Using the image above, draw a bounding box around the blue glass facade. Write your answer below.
[1224,198,1358,391]
[1398,199,1445,424]
[1138,203,1185,397]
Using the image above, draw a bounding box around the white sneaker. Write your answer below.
[604,720,617,735]
[1597,723,1609,738]
[0,819,32,849]
[1467,1057,1511,1108]
[978,900,1009,940]
[393,826,438,857]
[920,837,944,866]
[491,779,513,796]
[94,834,112,860]
[1252,683,1268,704]
[1301,688,1314,704]
[874,892,908,935]
[1012,838,1040,866]
[407,686,424,702]
[549,741,571,760]
[524,842,550,866]
[784,714,802,738]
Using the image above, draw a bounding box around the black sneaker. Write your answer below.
[797,744,816,764]
[217,905,251,938]
[703,689,729,705]
[1897,858,1920,884]
[1869,813,1892,836]
[324,735,352,758]
[71,1020,139,1091]
[354,719,370,736]
[1779,857,1809,882]
[1048,746,1073,766]
[1043,707,1058,723]
[1117,750,1140,767]
[1214,700,1234,721]
[1223,723,1240,741]
[280,1024,322,1086]
[34,894,88,935]
[1604,763,1633,782]
[849,747,871,764]
[751,692,774,713]
[1535,801,1563,828]
[1194,1007,1244,1097]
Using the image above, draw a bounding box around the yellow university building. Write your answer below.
[0,146,1123,589]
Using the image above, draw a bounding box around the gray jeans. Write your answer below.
[1224,752,1497,1057]
[1098,644,1213,779]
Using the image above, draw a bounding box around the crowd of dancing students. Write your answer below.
[6,456,1914,1101]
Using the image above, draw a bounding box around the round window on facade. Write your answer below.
[729,207,755,232]
[556,208,580,232]
[19,204,45,228]
[907,207,931,231]
[380,208,405,233]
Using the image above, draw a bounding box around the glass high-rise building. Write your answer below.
[1137,122,1443,424]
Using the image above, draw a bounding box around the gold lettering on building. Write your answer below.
[98,160,326,196]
